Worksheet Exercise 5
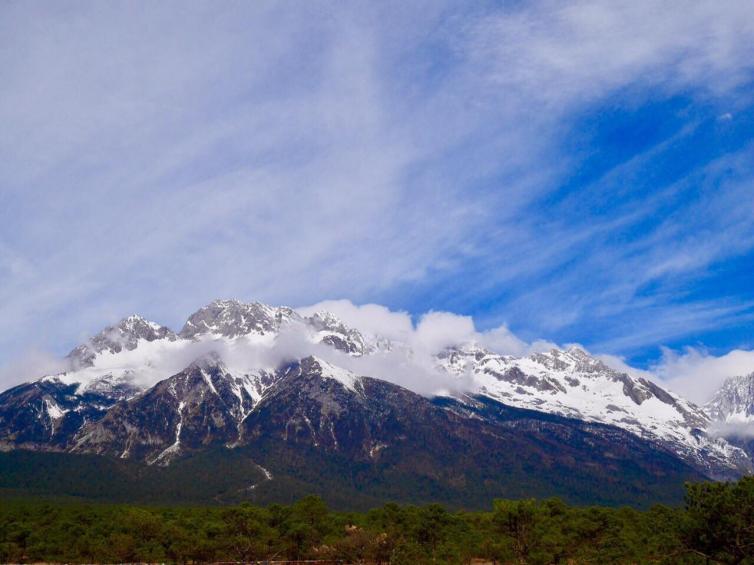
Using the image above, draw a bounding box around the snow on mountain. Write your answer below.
[180,299,300,339]
[69,354,362,465]
[1,298,750,476]
[704,373,754,462]
[36,299,366,397]
[0,300,370,443]
[306,355,361,392]
[706,372,754,424]
[0,375,134,450]
[67,314,177,368]
[437,344,750,476]
[70,354,247,463]
[307,312,369,355]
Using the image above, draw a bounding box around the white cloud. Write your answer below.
[477,325,530,357]
[652,347,754,404]
[708,420,754,439]
[596,346,754,406]
[297,300,414,342]
[414,312,477,354]
[301,299,539,358]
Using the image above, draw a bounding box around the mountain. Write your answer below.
[180,300,297,340]
[0,377,124,450]
[706,372,754,459]
[0,298,750,508]
[68,314,177,369]
[438,345,748,478]
[707,372,754,423]
[0,299,376,454]
[0,356,708,508]
[231,356,709,507]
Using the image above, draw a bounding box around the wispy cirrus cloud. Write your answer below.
[464,0,754,103]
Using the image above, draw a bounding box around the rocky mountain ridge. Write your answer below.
[0,299,750,486]
[437,344,747,476]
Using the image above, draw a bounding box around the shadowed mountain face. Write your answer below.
[0,299,749,507]
[70,358,248,464]
[0,377,137,451]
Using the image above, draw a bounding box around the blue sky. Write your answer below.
[1,1,753,396]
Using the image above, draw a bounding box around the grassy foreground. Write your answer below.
[1,477,753,564]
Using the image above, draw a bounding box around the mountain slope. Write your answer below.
[0,299,367,451]
[69,354,281,464]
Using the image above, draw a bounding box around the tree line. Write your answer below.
[1,477,753,564]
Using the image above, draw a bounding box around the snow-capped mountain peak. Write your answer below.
[706,372,754,423]
[530,345,608,373]
[305,311,369,355]
[67,314,176,369]
[436,341,745,476]
[704,374,754,468]
[179,299,301,339]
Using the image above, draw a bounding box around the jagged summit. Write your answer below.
[179,299,369,355]
[298,355,361,391]
[180,299,300,339]
[531,345,608,372]
[707,372,754,423]
[67,314,176,368]
[705,373,754,463]
[306,312,369,355]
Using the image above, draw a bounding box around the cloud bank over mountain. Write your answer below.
[300,300,754,403]
[3,298,754,407]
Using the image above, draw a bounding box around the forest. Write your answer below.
[1,477,753,564]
